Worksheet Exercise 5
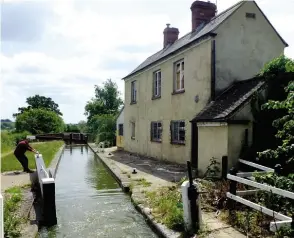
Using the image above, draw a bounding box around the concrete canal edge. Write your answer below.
[88,144,131,192]
[88,144,182,238]
[48,144,66,178]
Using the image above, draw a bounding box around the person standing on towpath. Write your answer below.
[14,139,39,173]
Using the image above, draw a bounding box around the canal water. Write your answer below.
[38,145,157,238]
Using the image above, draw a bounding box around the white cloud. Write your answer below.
[1,0,293,123]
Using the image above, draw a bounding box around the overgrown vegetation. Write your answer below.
[1,140,64,172]
[145,186,184,231]
[1,130,31,154]
[4,186,24,238]
[85,79,123,144]
[200,55,294,238]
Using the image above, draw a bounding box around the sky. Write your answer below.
[1,0,293,124]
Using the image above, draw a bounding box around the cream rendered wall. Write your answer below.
[124,38,213,164]
[197,123,228,175]
[228,124,249,169]
[214,1,286,94]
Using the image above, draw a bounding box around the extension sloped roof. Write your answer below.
[191,78,265,122]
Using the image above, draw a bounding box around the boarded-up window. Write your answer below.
[170,120,185,144]
[131,122,135,139]
[246,12,256,19]
[118,124,123,136]
[131,81,137,103]
[151,121,162,142]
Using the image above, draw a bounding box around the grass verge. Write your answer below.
[4,186,24,238]
[145,186,184,231]
[1,140,64,172]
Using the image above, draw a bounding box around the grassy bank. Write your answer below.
[1,140,64,172]
[1,131,30,154]
[4,186,24,238]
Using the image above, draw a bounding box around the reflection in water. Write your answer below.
[38,146,157,238]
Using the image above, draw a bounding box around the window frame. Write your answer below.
[131,121,135,139]
[131,80,137,104]
[170,120,185,145]
[173,60,185,93]
[118,124,123,136]
[153,70,162,99]
[150,121,162,142]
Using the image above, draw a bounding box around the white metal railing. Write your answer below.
[227,159,294,232]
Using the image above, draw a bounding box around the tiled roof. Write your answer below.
[123,1,245,80]
[191,78,265,122]
[123,0,288,80]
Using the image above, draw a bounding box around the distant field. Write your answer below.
[1,140,64,172]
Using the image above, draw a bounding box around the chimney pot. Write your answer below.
[163,24,179,48]
[191,0,217,31]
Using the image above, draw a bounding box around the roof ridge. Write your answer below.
[122,0,253,80]
[211,0,245,22]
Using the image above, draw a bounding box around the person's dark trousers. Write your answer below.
[15,154,29,171]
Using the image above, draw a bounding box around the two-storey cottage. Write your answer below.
[122,0,288,175]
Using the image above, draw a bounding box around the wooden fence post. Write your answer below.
[222,156,228,180]
[291,214,294,236]
[228,167,237,213]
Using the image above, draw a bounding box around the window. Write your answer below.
[170,120,185,144]
[131,122,135,139]
[151,121,162,142]
[118,124,123,136]
[131,81,137,103]
[174,60,184,92]
[153,70,161,98]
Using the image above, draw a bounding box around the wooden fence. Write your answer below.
[226,159,294,232]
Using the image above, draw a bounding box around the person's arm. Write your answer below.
[27,144,38,153]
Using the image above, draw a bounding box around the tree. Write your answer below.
[84,79,123,121]
[15,108,65,134]
[256,55,294,172]
[77,120,88,133]
[95,114,116,144]
[64,123,80,133]
[13,95,62,117]
[84,79,123,144]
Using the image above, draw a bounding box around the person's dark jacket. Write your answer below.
[14,140,34,157]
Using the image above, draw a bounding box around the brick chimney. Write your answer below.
[190,1,217,31]
[163,24,179,48]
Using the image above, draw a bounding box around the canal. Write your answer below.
[38,145,157,238]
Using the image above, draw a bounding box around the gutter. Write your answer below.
[210,38,216,101]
